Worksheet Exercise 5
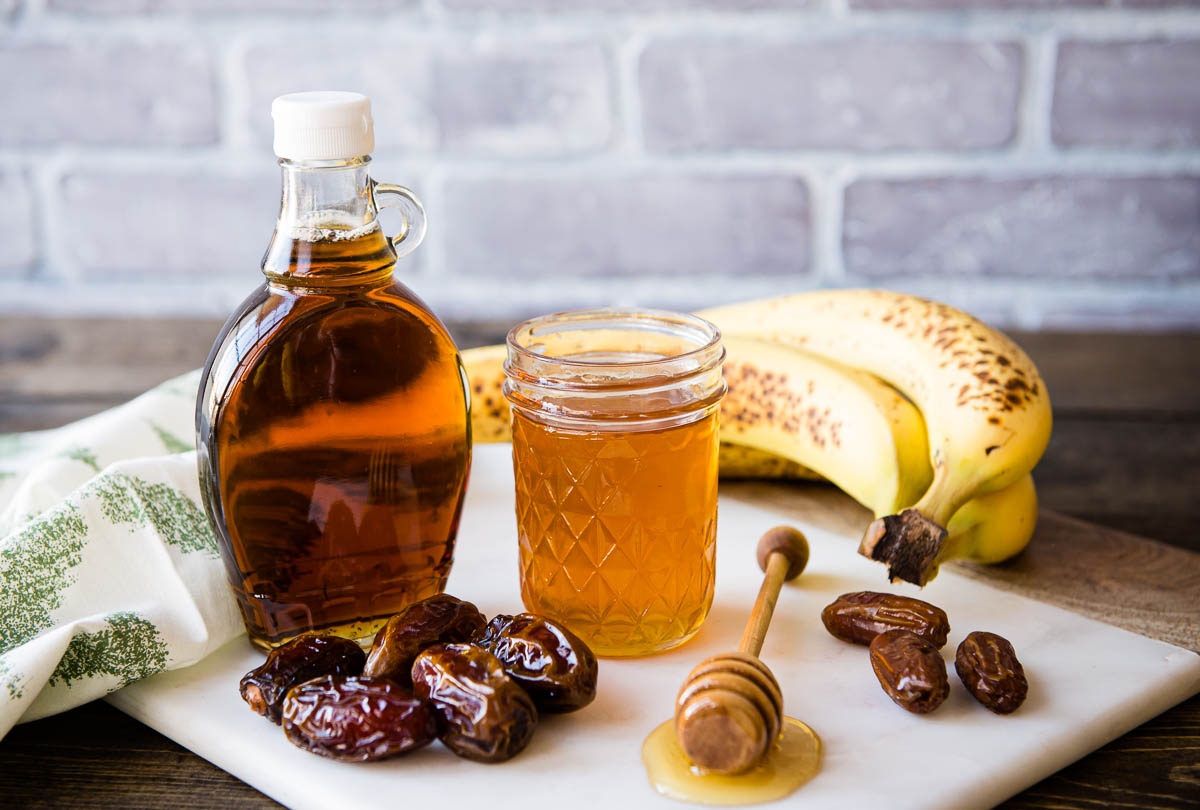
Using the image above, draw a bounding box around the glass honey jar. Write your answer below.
[196,92,471,650]
[503,308,726,658]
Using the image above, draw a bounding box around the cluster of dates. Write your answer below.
[821,591,1028,715]
[239,594,598,763]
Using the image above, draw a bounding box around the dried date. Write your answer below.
[475,613,597,713]
[869,629,950,714]
[363,594,487,685]
[239,634,366,724]
[412,643,538,763]
[822,591,950,648]
[281,676,438,761]
[955,631,1028,714]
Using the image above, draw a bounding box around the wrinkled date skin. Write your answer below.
[822,591,950,648]
[363,594,487,685]
[412,643,538,763]
[956,631,1028,714]
[869,629,950,714]
[239,634,366,723]
[475,613,598,713]
[281,676,438,761]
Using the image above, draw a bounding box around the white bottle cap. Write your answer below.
[271,91,375,161]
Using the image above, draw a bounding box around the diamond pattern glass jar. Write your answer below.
[503,309,726,658]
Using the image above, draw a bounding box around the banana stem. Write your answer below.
[858,469,972,586]
[859,509,948,586]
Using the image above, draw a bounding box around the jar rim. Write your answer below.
[502,307,726,429]
[505,306,722,372]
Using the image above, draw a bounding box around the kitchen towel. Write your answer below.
[0,370,242,740]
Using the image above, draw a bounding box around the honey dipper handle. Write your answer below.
[738,551,791,657]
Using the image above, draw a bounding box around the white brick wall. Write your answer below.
[0,0,1198,330]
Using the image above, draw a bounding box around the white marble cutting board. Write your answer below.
[108,445,1200,810]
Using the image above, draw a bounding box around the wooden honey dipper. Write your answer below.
[674,526,809,775]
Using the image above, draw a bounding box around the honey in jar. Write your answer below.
[503,309,726,657]
[196,92,470,650]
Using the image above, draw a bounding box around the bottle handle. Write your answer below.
[372,182,427,259]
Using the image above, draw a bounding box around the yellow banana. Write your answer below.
[943,473,1038,570]
[719,335,931,515]
[717,445,1037,574]
[716,443,822,481]
[462,344,510,444]
[462,337,932,516]
[463,333,1038,580]
[458,348,822,483]
[699,290,1051,585]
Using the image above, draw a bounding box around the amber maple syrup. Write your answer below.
[197,93,470,650]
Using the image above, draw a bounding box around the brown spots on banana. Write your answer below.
[469,381,511,441]
[865,295,1044,418]
[721,360,843,450]
[462,348,511,442]
[974,425,1015,461]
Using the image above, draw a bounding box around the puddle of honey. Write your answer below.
[642,717,821,805]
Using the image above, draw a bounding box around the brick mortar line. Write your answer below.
[7,274,1197,289]
[17,165,43,287]
[7,148,1200,172]
[615,29,647,157]
[3,282,1198,333]
[5,0,38,25]
[0,293,1195,332]
[6,9,1200,38]
[420,161,448,282]
[219,34,251,152]
[810,169,845,284]
[3,275,1197,299]
[1016,31,1057,154]
[1012,286,1044,331]
[28,152,72,285]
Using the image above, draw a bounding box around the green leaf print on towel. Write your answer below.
[149,422,194,455]
[48,612,169,689]
[89,474,217,557]
[63,446,101,473]
[0,655,23,700]
[0,502,88,654]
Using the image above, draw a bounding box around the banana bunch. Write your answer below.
[463,290,1049,586]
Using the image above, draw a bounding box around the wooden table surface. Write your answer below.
[1,318,1198,809]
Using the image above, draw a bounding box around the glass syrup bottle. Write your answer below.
[197,92,471,650]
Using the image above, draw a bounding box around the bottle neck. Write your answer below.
[263,156,396,286]
[277,157,374,234]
